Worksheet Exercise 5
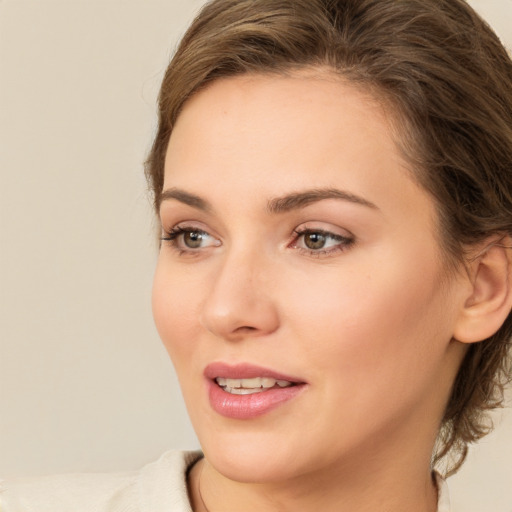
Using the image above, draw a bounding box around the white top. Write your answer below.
[0,450,451,511]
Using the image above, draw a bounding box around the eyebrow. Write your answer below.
[267,188,378,213]
[159,188,212,212]
[159,187,378,213]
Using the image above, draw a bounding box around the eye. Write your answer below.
[292,228,354,256]
[302,232,332,250]
[181,230,207,249]
[161,226,220,252]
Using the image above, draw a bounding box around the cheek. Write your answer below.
[278,260,455,445]
[282,249,454,384]
[152,260,203,363]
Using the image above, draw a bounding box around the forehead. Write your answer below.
[164,72,431,217]
[167,73,395,177]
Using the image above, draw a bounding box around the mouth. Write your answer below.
[204,363,306,419]
[215,376,295,395]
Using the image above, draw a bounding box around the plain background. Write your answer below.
[0,1,511,510]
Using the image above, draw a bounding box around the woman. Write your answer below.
[2,0,511,510]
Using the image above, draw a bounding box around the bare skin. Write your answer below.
[153,71,479,511]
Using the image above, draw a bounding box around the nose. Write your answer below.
[200,250,280,341]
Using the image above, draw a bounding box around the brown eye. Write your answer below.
[161,226,220,252]
[303,232,327,250]
[183,230,205,248]
[292,228,354,256]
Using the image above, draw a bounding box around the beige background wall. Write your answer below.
[0,1,511,510]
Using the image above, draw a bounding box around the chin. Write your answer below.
[198,428,313,484]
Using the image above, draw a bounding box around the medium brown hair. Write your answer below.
[146,0,512,474]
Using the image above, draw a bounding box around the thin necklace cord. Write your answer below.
[197,459,212,512]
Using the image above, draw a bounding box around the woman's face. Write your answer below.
[153,72,468,483]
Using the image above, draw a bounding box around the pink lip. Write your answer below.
[204,362,303,382]
[204,362,307,420]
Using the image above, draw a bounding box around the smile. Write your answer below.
[215,377,294,395]
[205,363,306,419]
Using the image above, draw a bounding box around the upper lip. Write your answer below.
[204,362,305,383]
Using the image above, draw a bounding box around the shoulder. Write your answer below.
[0,450,203,512]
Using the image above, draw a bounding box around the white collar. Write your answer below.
[435,472,451,512]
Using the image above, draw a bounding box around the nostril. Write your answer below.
[235,326,258,332]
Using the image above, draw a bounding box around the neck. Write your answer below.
[189,433,439,512]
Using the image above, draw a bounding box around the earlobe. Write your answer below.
[453,237,512,344]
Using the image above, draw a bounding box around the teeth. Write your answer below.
[223,387,266,395]
[215,377,293,394]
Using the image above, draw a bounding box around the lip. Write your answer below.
[204,362,307,419]
[204,362,303,382]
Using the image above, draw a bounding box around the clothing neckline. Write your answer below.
[167,451,451,512]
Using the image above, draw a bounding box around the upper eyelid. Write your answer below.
[293,222,355,238]
[161,220,213,234]
[164,225,216,240]
[295,227,349,237]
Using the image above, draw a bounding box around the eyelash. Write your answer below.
[160,226,215,256]
[291,228,355,257]
[160,225,355,258]
[161,225,202,240]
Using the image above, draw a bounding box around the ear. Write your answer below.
[453,237,512,343]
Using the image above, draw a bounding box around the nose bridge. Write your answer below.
[200,242,279,340]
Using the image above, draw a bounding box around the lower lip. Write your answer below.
[207,380,306,419]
